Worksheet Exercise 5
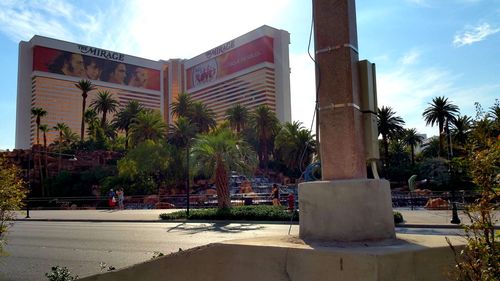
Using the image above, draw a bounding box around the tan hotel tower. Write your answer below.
[16,25,291,149]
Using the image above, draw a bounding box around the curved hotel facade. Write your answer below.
[16,25,291,148]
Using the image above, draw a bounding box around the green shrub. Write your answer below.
[393,211,404,224]
[160,206,403,223]
[45,266,78,281]
[160,205,298,221]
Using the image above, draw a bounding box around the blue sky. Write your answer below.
[0,0,498,149]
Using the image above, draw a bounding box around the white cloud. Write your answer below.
[407,0,431,7]
[399,49,420,65]
[97,0,290,60]
[0,1,98,43]
[453,23,500,47]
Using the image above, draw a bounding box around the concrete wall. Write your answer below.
[79,235,464,281]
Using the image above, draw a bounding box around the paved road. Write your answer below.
[1,221,300,281]
[4,208,493,281]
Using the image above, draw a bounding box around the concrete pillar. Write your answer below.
[314,0,366,180]
[299,0,395,242]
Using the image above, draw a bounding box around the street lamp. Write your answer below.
[25,149,77,219]
[446,117,461,224]
[186,143,190,217]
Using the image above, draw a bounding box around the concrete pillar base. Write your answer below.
[79,235,464,281]
[299,179,395,242]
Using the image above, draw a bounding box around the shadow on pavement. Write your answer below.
[165,222,265,234]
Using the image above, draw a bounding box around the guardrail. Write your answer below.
[23,190,486,211]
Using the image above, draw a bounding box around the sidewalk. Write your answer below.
[14,208,500,228]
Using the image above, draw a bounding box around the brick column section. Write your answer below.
[313,0,366,180]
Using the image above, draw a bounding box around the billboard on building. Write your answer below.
[186,36,274,90]
[33,46,161,91]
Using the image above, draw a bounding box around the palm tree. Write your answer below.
[53,123,69,172]
[90,90,119,128]
[226,104,249,133]
[167,117,199,211]
[377,106,405,163]
[402,128,424,165]
[114,100,144,150]
[84,109,100,141]
[191,129,257,209]
[76,80,96,141]
[451,115,472,148]
[39,124,50,178]
[128,110,167,146]
[275,121,316,176]
[171,92,193,118]
[422,96,459,157]
[62,127,79,146]
[31,107,47,145]
[167,117,198,148]
[421,136,440,158]
[488,101,500,137]
[190,101,216,133]
[250,105,279,174]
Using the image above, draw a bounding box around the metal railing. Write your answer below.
[23,190,486,211]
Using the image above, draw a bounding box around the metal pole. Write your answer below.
[186,145,190,217]
[446,118,460,224]
[25,153,31,219]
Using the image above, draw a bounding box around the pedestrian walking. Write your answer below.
[117,188,125,210]
[271,184,280,206]
[108,189,116,209]
[287,192,295,211]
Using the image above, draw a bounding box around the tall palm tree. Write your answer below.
[114,100,144,150]
[53,123,69,172]
[128,110,167,146]
[84,109,100,141]
[90,90,119,128]
[191,129,257,209]
[167,117,198,148]
[168,117,199,210]
[451,115,472,148]
[171,92,193,118]
[39,124,50,178]
[275,121,316,175]
[488,101,500,137]
[226,104,249,133]
[76,80,96,141]
[250,105,279,174]
[190,101,216,134]
[422,96,459,157]
[402,128,424,165]
[62,127,79,146]
[30,107,47,145]
[377,106,405,163]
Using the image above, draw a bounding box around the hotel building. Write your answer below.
[16,25,291,149]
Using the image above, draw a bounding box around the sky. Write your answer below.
[0,0,499,150]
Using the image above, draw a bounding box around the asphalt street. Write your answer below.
[4,208,495,281]
[1,221,300,281]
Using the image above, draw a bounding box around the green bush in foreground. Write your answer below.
[160,205,405,224]
[45,266,78,281]
[393,211,404,224]
[160,205,298,221]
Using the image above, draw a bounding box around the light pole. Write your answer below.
[186,144,190,217]
[25,153,31,218]
[446,117,461,224]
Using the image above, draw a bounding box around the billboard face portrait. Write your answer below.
[186,36,274,90]
[33,46,160,91]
